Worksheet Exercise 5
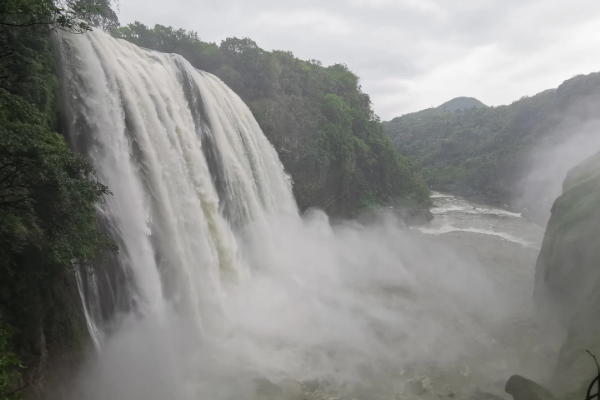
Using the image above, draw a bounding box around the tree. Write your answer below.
[0,0,119,92]
[0,327,21,400]
[0,1,118,396]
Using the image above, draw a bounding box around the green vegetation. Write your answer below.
[0,1,118,398]
[384,73,600,211]
[0,328,21,400]
[437,97,486,112]
[112,23,431,216]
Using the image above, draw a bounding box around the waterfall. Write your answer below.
[54,29,528,400]
[56,29,298,346]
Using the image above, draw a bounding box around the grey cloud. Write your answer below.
[119,0,600,119]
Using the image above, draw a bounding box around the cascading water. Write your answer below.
[55,30,548,400]
[57,29,297,346]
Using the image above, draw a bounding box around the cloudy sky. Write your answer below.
[119,0,600,120]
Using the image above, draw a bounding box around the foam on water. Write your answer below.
[416,224,538,249]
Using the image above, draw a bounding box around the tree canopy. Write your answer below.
[0,1,117,397]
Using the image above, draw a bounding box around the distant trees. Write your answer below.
[113,22,431,215]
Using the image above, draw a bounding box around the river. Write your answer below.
[415,192,544,315]
[411,192,553,392]
[419,192,544,249]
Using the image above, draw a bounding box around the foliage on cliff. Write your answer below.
[533,151,600,396]
[112,23,431,215]
[384,73,600,212]
[0,1,118,398]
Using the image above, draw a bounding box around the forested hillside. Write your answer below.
[438,97,486,112]
[112,23,431,216]
[0,1,118,398]
[384,73,600,223]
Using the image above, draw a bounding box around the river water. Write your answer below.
[411,192,552,392]
[419,193,544,250]
[416,192,545,315]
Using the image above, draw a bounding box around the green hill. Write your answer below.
[391,97,486,121]
[437,97,486,112]
[383,73,600,222]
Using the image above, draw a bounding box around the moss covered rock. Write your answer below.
[533,151,600,395]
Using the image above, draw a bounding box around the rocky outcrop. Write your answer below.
[533,151,600,395]
[505,375,557,400]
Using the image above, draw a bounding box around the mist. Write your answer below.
[66,209,552,400]
[515,88,600,225]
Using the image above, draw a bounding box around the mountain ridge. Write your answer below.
[437,96,486,112]
[388,96,486,123]
[383,71,600,224]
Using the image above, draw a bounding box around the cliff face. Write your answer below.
[533,151,600,395]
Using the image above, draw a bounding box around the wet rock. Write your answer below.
[505,375,557,400]
[533,152,600,394]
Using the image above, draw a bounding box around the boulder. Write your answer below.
[505,375,557,400]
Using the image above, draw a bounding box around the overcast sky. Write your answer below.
[118,0,600,120]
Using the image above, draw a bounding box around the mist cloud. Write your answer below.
[71,212,538,400]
